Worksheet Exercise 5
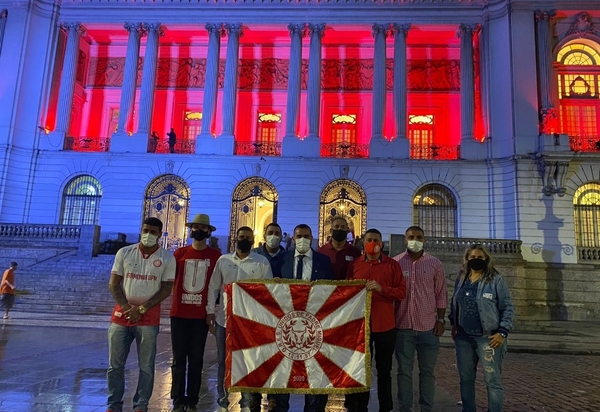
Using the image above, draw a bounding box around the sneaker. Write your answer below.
[240,408,251,412]
[171,405,186,412]
[214,407,228,412]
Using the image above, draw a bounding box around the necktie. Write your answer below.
[296,255,305,279]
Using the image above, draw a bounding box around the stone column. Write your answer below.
[135,23,163,140]
[306,23,325,140]
[52,23,85,138]
[116,23,144,135]
[371,24,387,141]
[535,10,557,134]
[0,9,8,57]
[284,23,305,139]
[219,23,243,142]
[198,23,223,143]
[392,24,410,141]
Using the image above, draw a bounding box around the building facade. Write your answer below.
[0,0,599,266]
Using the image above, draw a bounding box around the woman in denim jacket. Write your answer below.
[449,244,515,412]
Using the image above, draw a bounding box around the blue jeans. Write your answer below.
[215,323,260,409]
[395,329,440,412]
[107,322,159,412]
[455,333,507,412]
[272,393,328,412]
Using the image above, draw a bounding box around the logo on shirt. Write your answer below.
[275,311,323,361]
[483,293,494,300]
[183,259,209,294]
[153,259,162,268]
[345,256,354,261]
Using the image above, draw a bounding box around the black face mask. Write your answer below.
[191,229,209,241]
[468,259,487,272]
[331,229,347,242]
[237,239,252,253]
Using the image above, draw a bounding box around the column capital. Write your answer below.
[307,23,326,37]
[142,23,164,36]
[60,22,87,37]
[288,23,307,37]
[391,23,411,36]
[534,10,556,22]
[124,22,146,37]
[224,23,243,36]
[206,23,226,37]
[457,23,480,37]
[372,23,389,38]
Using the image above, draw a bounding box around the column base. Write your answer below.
[195,132,234,155]
[369,136,409,159]
[110,132,148,153]
[282,135,321,157]
[40,131,67,151]
[460,138,487,160]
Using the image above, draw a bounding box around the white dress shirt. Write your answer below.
[206,251,273,327]
[293,248,313,281]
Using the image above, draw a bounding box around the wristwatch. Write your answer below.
[500,332,507,338]
[436,318,446,325]
[138,305,148,315]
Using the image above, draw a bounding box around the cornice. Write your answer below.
[65,0,487,4]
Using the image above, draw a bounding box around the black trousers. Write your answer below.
[345,328,397,412]
[170,317,209,407]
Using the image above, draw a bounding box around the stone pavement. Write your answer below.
[0,311,599,412]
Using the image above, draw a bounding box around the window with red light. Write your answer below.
[256,113,281,145]
[331,114,357,146]
[183,111,203,141]
[556,42,600,142]
[408,115,434,159]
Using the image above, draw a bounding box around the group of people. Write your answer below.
[104,213,514,412]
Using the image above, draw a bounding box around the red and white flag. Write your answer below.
[225,280,371,394]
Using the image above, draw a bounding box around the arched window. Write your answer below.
[573,183,600,252]
[556,41,600,147]
[413,184,457,237]
[319,179,367,246]
[230,177,278,252]
[143,174,190,251]
[61,175,102,225]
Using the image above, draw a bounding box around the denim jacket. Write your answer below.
[449,272,515,335]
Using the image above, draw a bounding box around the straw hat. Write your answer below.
[185,214,216,231]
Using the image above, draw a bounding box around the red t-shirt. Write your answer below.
[317,241,362,280]
[170,245,222,319]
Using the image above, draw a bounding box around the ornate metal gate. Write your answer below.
[319,179,367,246]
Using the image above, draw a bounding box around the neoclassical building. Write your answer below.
[0,0,599,271]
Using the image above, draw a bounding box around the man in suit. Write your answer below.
[273,223,333,412]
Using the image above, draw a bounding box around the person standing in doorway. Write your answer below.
[1,262,18,319]
[169,214,221,412]
[317,216,362,281]
[345,228,406,412]
[393,226,447,412]
[106,217,176,412]
[167,128,177,153]
[206,226,273,412]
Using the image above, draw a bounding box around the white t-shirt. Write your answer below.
[111,244,176,306]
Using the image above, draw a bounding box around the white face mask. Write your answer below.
[295,237,311,254]
[266,235,281,249]
[141,233,158,247]
[407,240,424,253]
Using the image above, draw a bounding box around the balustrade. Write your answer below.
[578,247,600,262]
[424,237,522,255]
[148,139,196,154]
[321,143,369,159]
[569,135,600,152]
[0,224,81,239]
[410,144,460,160]
[234,141,282,157]
[63,137,111,152]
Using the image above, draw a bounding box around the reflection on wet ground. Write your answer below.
[0,322,460,412]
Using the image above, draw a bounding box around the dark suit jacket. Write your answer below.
[280,249,334,281]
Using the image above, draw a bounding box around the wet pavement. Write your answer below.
[0,312,599,411]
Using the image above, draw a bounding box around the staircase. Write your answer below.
[14,253,173,315]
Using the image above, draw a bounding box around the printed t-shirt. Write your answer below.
[110,244,176,327]
[317,241,362,280]
[170,245,221,319]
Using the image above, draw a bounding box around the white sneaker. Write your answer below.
[214,407,228,412]
[240,408,251,412]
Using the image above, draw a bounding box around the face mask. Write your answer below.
[295,238,311,254]
[141,233,158,247]
[237,238,252,253]
[365,242,381,255]
[331,229,347,242]
[407,240,424,253]
[468,258,487,272]
[266,235,281,249]
[191,229,209,241]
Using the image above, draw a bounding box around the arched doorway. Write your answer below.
[60,175,102,225]
[319,179,367,246]
[230,177,278,252]
[573,182,600,259]
[143,174,190,251]
[412,183,457,237]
